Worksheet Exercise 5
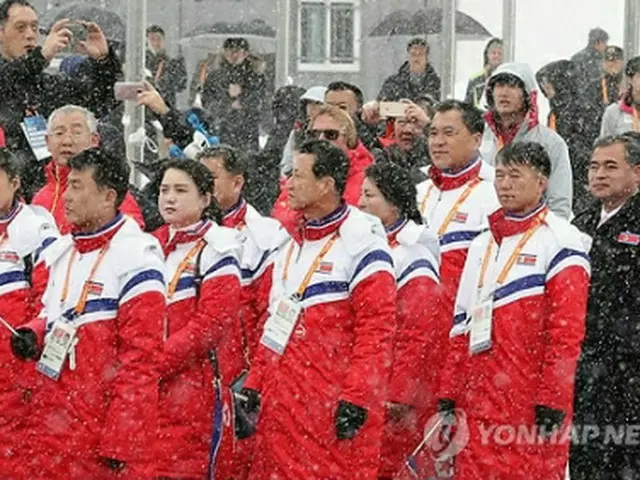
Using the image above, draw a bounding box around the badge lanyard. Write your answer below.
[497,136,505,151]
[60,245,109,318]
[548,113,557,131]
[602,78,609,104]
[419,178,482,236]
[634,107,639,132]
[477,212,547,295]
[167,239,207,298]
[281,232,340,300]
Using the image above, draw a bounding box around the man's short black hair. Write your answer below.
[326,81,364,109]
[223,37,249,51]
[495,141,552,178]
[298,140,349,197]
[594,134,640,166]
[0,0,33,24]
[589,27,609,46]
[146,24,165,36]
[407,37,429,53]
[626,56,640,78]
[68,148,130,209]
[0,147,21,180]
[435,99,485,135]
[198,144,249,179]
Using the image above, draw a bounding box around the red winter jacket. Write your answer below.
[32,161,145,234]
[379,220,443,479]
[439,206,590,480]
[246,205,397,480]
[19,215,165,479]
[0,203,57,478]
[153,221,244,479]
[271,141,374,226]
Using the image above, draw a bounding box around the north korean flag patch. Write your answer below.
[0,251,20,264]
[86,281,104,296]
[452,211,469,224]
[517,253,537,266]
[316,261,334,274]
[617,231,640,246]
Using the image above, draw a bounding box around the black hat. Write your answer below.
[407,37,428,51]
[605,46,623,61]
[223,37,249,51]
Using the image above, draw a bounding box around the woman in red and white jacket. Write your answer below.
[359,161,443,479]
[0,148,59,478]
[153,160,244,479]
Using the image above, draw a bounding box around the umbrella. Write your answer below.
[183,19,276,39]
[39,3,126,44]
[369,8,492,39]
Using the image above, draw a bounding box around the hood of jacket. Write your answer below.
[485,62,540,138]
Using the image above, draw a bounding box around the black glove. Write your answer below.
[438,398,456,418]
[335,400,368,440]
[234,388,261,440]
[535,405,566,438]
[104,458,126,472]
[11,328,40,360]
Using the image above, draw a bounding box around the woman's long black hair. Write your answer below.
[158,159,223,225]
[0,148,22,205]
[364,161,423,225]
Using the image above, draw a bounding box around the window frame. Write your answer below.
[297,0,361,72]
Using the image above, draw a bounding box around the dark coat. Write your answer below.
[377,61,441,102]
[0,45,121,200]
[145,50,187,108]
[570,193,640,480]
[371,138,429,185]
[571,46,605,93]
[201,58,266,151]
[537,60,600,213]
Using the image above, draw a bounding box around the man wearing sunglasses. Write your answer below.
[272,105,374,226]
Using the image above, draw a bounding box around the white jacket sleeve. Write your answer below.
[545,139,573,220]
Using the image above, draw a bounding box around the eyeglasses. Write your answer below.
[308,129,341,141]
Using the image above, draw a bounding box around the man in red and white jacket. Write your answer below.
[11,148,165,479]
[241,140,397,480]
[31,105,145,233]
[439,142,590,480]
[199,146,281,365]
[417,100,499,364]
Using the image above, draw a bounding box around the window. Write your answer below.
[298,0,360,72]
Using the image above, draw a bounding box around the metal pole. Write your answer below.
[502,0,516,62]
[439,0,456,100]
[123,0,147,185]
[623,0,640,62]
[275,0,289,87]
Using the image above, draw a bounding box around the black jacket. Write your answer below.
[464,70,488,107]
[372,139,429,185]
[537,60,599,213]
[201,58,266,151]
[570,194,640,479]
[0,45,121,200]
[571,46,604,93]
[145,50,187,108]
[377,61,441,102]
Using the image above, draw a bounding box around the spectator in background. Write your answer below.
[31,105,145,233]
[280,85,326,176]
[465,38,504,108]
[600,56,640,137]
[366,99,432,184]
[591,45,624,113]
[202,37,266,151]
[0,0,121,201]
[537,60,598,213]
[145,24,187,108]
[572,27,609,92]
[271,105,373,225]
[378,37,441,103]
[325,81,379,152]
[480,62,573,219]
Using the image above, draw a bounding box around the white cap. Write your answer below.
[300,85,327,104]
